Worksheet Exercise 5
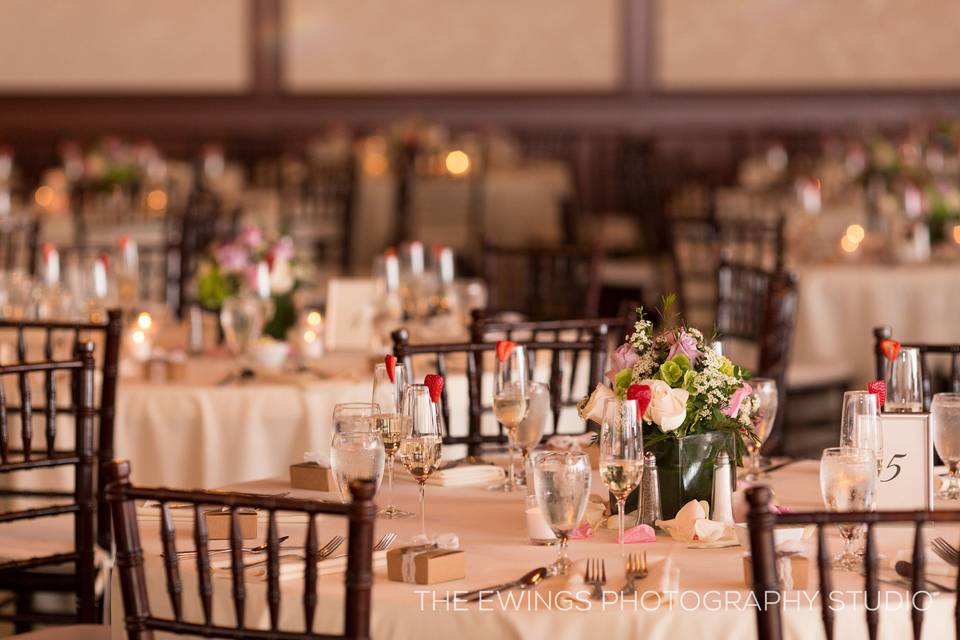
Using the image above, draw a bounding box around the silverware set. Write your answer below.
[622,552,648,594]
[243,532,397,569]
[584,558,606,600]
[584,553,648,599]
[175,536,292,558]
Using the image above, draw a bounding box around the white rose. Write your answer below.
[269,259,294,295]
[578,383,616,424]
[637,379,689,432]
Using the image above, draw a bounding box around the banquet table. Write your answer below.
[792,261,960,386]
[98,459,960,640]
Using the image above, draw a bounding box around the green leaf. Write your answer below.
[614,368,633,399]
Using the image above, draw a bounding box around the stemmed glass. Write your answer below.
[490,344,529,491]
[819,447,877,570]
[840,391,883,475]
[743,378,778,480]
[515,381,550,487]
[220,295,267,371]
[399,384,444,536]
[333,402,380,433]
[600,398,643,557]
[533,450,591,576]
[330,431,385,503]
[886,347,923,412]
[372,363,413,518]
[932,392,960,499]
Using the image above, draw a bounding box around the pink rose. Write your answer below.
[667,332,701,367]
[214,243,247,273]
[238,225,264,249]
[269,236,295,264]
[723,383,753,418]
[605,343,639,383]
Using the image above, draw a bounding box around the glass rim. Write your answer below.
[333,430,381,441]
[374,362,405,371]
[531,449,589,464]
[822,446,874,459]
[933,392,960,403]
[334,402,381,414]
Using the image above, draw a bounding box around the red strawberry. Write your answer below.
[867,380,886,410]
[880,339,901,362]
[424,374,444,403]
[384,355,397,383]
[627,384,653,416]
[496,340,516,363]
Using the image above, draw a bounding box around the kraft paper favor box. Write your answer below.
[386,545,466,585]
[290,462,335,491]
[204,509,258,540]
[742,554,809,590]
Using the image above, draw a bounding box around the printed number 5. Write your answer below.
[881,454,907,482]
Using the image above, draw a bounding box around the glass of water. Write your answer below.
[330,431,385,503]
[333,402,380,433]
[532,450,591,576]
[839,391,883,475]
[819,447,877,570]
[886,347,923,412]
[932,392,960,500]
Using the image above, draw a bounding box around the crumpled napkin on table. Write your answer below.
[656,500,735,543]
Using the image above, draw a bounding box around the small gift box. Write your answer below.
[387,544,466,585]
[742,552,809,590]
[204,509,258,540]
[290,452,334,491]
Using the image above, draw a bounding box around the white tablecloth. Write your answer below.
[98,460,959,639]
[792,262,960,386]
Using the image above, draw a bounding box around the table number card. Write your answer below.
[876,412,934,510]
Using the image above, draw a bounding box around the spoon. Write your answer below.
[453,567,548,602]
[894,561,955,593]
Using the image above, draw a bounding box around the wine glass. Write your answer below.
[743,378,778,480]
[819,447,877,570]
[399,384,443,536]
[600,398,643,557]
[330,431,385,503]
[932,392,960,500]
[333,402,380,433]
[372,363,413,518]
[220,295,267,362]
[514,381,550,487]
[533,450,591,576]
[839,391,882,475]
[886,347,923,412]
[490,344,529,491]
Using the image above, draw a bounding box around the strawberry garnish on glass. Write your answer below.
[880,339,901,362]
[627,384,653,416]
[496,340,516,363]
[384,355,397,383]
[424,374,444,403]
[867,380,886,411]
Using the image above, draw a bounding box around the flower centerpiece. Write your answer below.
[196,226,306,340]
[579,296,760,519]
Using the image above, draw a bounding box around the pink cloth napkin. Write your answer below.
[618,524,656,544]
[569,521,593,540]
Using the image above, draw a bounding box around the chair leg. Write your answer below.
[14,591,33,634]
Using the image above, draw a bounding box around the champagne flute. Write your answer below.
[600,398,643,557]
[533,450,591,576]
[885,347,923,412]
[490,344,529,491]
[515,381,550,487]
[372,362,413,518]
[333,402,380,433]
[330,431,385,503]
[932,392,960,500]
[744,378,778,480]
[839,391,882,475]
[819,447,877,570]
[399,384,443,536]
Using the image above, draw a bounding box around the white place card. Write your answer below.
[324,277,376,351]
[876,412,934,510]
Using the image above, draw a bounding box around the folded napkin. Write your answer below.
[421,465,505,487]
[545,433,598,453]
[893,549,958,578]
[211,550,388,582]
[656,500,735,544]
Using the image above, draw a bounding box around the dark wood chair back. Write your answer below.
[872,326,960,411]
[391,327,607,458]
[482,243,601,320]
[106,460,376,639]
[0,216,39,276]
[746,485,960,640]
[0,341,98,627]
[0,310,123,551]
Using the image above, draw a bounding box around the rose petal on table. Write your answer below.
[569,521,593,540]
[619,524,656,543]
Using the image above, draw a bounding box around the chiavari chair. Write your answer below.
[0,341,98,631]
[746,485,960,640]
[106,460,376,639]
[872,326,960,412]
[391,327,607,459]
[0,216,40,276]
[285,159,357,275]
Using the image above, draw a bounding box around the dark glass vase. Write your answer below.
[621,431,737,521]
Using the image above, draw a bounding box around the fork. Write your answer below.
[931,537,959,567]
[328,533,399,560]
[243,535,344,569]
[621,552,648,595]
[584,558,606,600]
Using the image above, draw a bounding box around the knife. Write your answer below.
[451,567,548,602]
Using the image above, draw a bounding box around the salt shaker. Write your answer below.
[188,305,205,355]
[710,451,734,525]
[639,452,661,528]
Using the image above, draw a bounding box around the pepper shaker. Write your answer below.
[639,451,661,527]
[710,451,734,525]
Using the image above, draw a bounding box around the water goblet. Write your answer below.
[330,431,385,503]
[333,402,380,433]
[533,450,591,576]
[932,392,960,499]
[819,447,877,570]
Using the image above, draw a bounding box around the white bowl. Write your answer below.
[733,522,808,550]
[252,341,290,371]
